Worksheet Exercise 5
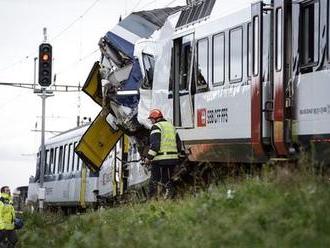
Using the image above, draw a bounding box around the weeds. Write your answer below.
[18,162,330,248]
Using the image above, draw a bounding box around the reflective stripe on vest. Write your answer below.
[153,121,178,160]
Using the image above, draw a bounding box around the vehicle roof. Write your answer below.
[173,0,268,38]
[44,124,90,147]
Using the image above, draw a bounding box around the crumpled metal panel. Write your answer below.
[75,112,123,172]
[83,61,102,107]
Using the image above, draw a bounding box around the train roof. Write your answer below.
[209,0,259,21]
[175,0,253,29]
[44,124,90,146]
[173,0,270,37]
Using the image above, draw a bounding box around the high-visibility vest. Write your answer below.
[153,121,179,161]
[0,193,15,230]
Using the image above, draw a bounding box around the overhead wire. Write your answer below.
[0,92,24,111]
[55,48,99,77]
[50,0,102,42]
[140,0,159,10]
[0,52,37,73]
[0,0,102,73]
[166,0,182,7]
[130,0,144,12]
[0,0,182,74]
[55,0,178,77]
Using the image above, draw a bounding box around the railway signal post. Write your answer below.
[35,28,54,212]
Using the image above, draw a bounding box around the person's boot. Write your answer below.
[164,182,175,199]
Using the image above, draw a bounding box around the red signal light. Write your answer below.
[41,53,49,61]
[38,43,52,87]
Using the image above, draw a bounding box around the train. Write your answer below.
[29,0,330,208]
[27,124,148,211]
[77,0,330,171]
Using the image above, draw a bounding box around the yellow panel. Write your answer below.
[83,61,103,106]
[75,111,123,172]
[79,163,87,208]
[274,121,284,142]
[123,135,129,153]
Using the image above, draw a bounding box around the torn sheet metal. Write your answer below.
[83,61,102,106]
[136,12,182,125]
[78,7,182,171]
[107,64,133,87]
[98,7,182,133]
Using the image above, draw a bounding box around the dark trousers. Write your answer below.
[0,230,18,248]
[148,160,177,199]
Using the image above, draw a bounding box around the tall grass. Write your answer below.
[18,162,330,247]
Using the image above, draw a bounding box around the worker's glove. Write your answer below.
[144,158,151,166]
[142,158,152,172]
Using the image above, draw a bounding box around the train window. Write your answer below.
[301,1,319,67]
[67,143,72,172]
[58,146,63,173]
[180,34,193,91]
[253,16,260,76]
[247,23,251,78]
[53,147,58,174]
[73,142,77,171]
[63,144,67,173]
[328,1,330,62]
[141,53,155,90]
[77,158,81,171]
[181,45,190,90]
[74,142,80,171]
[213,33,225,85]
[169,47,174,93]
[197,38,209,89]
[49,148,54,175]
[35,152,40,181]
[276,8,283,71]
[72,151,76,172]
[229,27,243,82]
[45,150,49,175]
[70,143,75,171]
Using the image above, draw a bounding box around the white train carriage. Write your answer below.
[28,123,149,209]
[70,0,330,176]
[28,125,98,208]
[134,0,330,164]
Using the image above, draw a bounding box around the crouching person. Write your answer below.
[0,186,18,248]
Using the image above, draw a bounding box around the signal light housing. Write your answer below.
[38,43,52,87]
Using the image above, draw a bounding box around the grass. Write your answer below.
[18,165,330,248]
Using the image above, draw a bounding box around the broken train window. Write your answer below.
[141,53,155,90]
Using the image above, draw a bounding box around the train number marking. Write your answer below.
[197,108,228,127]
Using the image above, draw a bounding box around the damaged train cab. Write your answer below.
[77,0,330,172]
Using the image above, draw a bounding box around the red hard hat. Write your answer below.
[148,109,163,120]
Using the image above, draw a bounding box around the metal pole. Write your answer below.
[39,88,46,212]
[33,57,37,89]
[43,27,47,43]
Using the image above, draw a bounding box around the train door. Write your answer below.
[293,0,330,161]
[173,33,194,128]
[112,136,129,197]
[112,140,120,197]
[251,2,273,157]
[272,0,293,156]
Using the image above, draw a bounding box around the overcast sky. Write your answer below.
[0,0,186,191]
